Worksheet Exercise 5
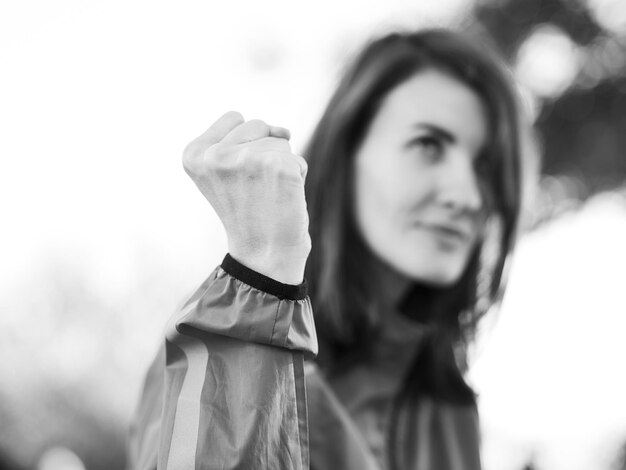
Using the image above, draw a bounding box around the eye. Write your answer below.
[407,135,444,162]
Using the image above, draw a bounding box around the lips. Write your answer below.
[413,221,473,241]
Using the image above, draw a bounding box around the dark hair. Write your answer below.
[303,29,523,405]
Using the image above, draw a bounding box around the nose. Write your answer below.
[437,149,483,213]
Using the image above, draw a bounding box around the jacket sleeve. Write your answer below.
[127,254,318,470]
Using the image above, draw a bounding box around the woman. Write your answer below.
[128,29,524,470]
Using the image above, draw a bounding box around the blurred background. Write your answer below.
[1,0,626,469]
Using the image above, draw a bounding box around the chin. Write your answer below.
[392,256,467,287]
[404,269,462,287]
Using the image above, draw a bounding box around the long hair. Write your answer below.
[303,29,524,404]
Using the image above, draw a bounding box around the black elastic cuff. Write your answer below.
[221,253,308,301]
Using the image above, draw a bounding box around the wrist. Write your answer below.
[221,253,308,300]
[228,244,309,285]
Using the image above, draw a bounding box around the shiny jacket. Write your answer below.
[128,254,482,470]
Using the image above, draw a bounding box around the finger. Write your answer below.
[222,119,290,145]
[269,125,290,140]
[238,137,292,154]
[196,111,245,146]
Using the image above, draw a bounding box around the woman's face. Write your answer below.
[353,69,489,286]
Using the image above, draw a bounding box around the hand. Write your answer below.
[182,111,310,285]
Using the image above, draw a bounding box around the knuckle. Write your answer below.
[182,140,196,156]
[250,152,282,176]
[211,144,242,175]
[258,154,279,173]
[276,155,301,181]
[246,119,270,136]
[208,142,229,160]
[236,145,254,164]
[205,145,232,172]
[211,159,231,176]
[235,148,260,173]
[297,155,308,171]
[272,137,291,153]
[182,141,201,172]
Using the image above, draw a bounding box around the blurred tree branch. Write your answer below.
[472,0,626,197]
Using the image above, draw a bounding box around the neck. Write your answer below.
[365,253,454,325]
[366,254,414,315]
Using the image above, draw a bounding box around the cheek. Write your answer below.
[354,166,422,275]
[354,161,406,238]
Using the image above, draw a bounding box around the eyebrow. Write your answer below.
[412,123,456,144]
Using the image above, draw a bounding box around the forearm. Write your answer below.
[159,255,316,470]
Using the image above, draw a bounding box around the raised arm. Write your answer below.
[128,112,317,470]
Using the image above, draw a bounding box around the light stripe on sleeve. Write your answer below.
[164,304,210,470]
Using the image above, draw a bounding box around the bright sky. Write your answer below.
[2,1,626,469]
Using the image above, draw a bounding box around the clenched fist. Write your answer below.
[182,111,310,285]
